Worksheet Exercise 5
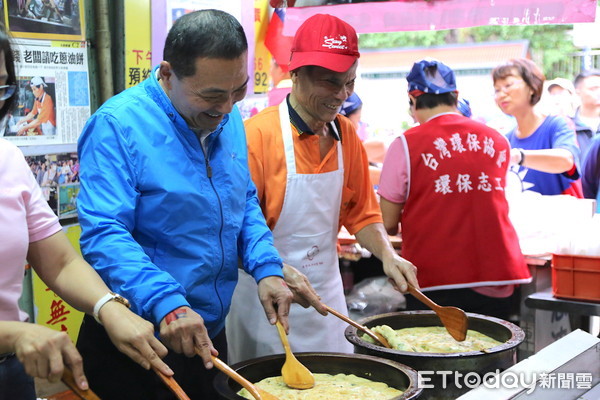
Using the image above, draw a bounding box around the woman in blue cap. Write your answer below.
[340,92,372,141]
[378,58,531,320]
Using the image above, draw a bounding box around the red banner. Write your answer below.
[283,0,597,35]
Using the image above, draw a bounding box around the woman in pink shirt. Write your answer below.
[0,29,173,399]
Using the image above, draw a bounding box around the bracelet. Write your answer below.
[517,148,525,166]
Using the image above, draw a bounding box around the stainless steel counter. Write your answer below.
[526,288,600,316]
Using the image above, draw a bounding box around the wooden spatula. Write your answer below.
[210,355,280,400]
[152,366,191,400]
[408,284,468,341]
[61,366,101,400]
[324,304,393,348]
[275,320,315,389]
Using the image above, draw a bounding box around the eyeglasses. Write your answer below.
[0,84,16,101]
[494,79,525,96]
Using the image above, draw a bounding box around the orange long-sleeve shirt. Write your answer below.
[34,92,56,126]
[244,105,382,235]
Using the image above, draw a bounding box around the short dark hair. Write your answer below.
[163,9,248,78]
[0,28,16,120]
[574,69,600,88]
[413,92,458,110]
[492,58,545,106]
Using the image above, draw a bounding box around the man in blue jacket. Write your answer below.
[76,9,319,399]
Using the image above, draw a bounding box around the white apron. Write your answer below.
[40,121,56,136]
[226,101,353,364]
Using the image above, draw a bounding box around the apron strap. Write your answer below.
[330,120,343,168]
[279,101,344,175]
[279,101,297,175]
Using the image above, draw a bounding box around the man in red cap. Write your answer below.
[227,13,418,363]
[378,59,531,320]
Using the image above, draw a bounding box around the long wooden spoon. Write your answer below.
[210,354,280,400]
[275,320,315,389]
[152,366,191,400]
[324,305,393,348]
[408,284,468,341]
[61,366,101,400]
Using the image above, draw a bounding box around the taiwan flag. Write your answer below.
[264,8,294,73]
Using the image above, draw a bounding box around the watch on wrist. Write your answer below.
[93,292,131,325]
[517,148,525,166]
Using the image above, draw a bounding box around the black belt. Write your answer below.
[0,353,15,364]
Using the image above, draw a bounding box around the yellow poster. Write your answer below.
[32,225,84,343]
[254,0,271,94]
[125,0,152,88]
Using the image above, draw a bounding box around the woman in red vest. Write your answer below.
[378,59,532,321]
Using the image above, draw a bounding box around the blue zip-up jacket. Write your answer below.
[77,69,283,338]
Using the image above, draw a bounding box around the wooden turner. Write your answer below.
[275,321,315,389]
[324,305,392,348]
[61,366,101,400]
[408,284,468,341]
[208,353,280,400]
[152,366,191,400]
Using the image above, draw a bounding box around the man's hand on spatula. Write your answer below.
[159,306,217,369]
[257,275,293,333]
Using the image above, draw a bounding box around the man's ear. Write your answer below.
[290,69,299,84]
[158,61,173,88]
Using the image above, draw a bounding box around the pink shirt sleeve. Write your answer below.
[0,139,61,321]
[377,135,409,204]
[27,175,62,242]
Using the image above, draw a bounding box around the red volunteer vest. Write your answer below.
[401,113,530,290]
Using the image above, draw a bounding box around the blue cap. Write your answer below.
[340,92,362,116]
[407,58,456,95]
[457,97,472,118]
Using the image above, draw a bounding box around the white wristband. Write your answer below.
[93,292,130,325]
[93,293,116,325]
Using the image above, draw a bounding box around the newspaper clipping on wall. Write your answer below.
[2,38,91,147]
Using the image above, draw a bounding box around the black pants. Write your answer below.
[405,287,516,322]
[77,314,227,400]
[0,354,36,400]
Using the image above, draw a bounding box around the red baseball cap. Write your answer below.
[289,14,360,73]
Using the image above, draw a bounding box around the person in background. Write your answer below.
[340,92,384,184]
[457,97,472,118]
[340,91,371,142]
[492,58,582,197]
[267,59,293,107]
[339,92,362,128]
[545,77,578,118]
[36,161,47,187]
[69,158,79,182]
[227,13,418,364]
[0,27,172,400]
[378,58,531,320]
[582,134,600,213]
[75,10,321,399]
[16,76,56,136]
[572,69,600,158]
